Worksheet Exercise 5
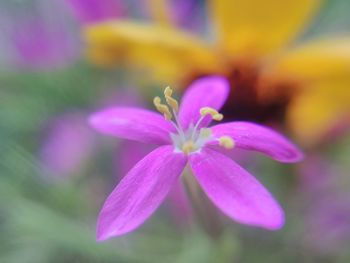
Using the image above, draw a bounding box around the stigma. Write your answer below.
[153,87,235,154]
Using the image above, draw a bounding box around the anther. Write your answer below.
[166,96,179,112]
[164,86,173,97]
[153,96,172,120]
[199,128,212,138]
[164,86,179,112]
[213,113,223,121]
[200,107,223,121]
[219,136,235,149]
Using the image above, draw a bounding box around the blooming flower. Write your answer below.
[84,0,350,146]
[1,0,78,70]
[65,0,125,24]
[40,88,144,179]
[298,155,350,256]
[89,76,303,241]
[40,113,95,178]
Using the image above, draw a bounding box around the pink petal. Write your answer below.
[97,145,187,240]
[211,122,304,163]
[189,148,284,230]
[89,107,175,144]
[115,140,155,177]
[65,0,125,24]
[41,113,95,177]
[178,76,229,129]
[167,181,192,224]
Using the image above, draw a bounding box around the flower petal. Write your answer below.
[189,148,284,230]
[269,38,350,145]
[209,0,321,56]
[41,113,95,177]
[66,0,125,24]
[89,107,174,144]
[287,79,350,146]
[273,37,350,80]
[116,140,156,177]
[84,20,219,83]
[211,122,303,162]
[97,145,187,240]
[178,76,229,129]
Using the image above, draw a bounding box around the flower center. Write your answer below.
[153,87,235,155]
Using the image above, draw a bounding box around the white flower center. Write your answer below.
[154,86,235,155]
[170,125,213,154]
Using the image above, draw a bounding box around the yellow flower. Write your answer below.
[83,0,350,147]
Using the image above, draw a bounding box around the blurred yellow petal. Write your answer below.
[84,20,219,83]
[288,79,350,146]
[273,37,350,80]
[209,0,321,56]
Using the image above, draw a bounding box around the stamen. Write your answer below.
[219,136,235,149]
[166,96,179,112]
[213,113,223,121]
[190,107,223,140]
[199,128,212,138]
[164,86,173,97]
[153,96,161,105]
[153,96,172,120]
[181,140,195,154]
[164,86,179,112]
[200,107,223,121]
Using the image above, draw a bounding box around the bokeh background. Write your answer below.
[1,0,350,262]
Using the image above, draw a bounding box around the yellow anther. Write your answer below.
[219,136,235,149]
[164,86,179,111]
[182,141,195,154]
[161,106,172,120]
[200,107,223,121]
[199,128,212,138]
[164,86,173,97]
[153,96,162,106]
[153,96,172,120]
[165,96,179,112]
[213,113,223,121]
[200,107,218,116]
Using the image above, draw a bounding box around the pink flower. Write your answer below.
[89,76,303,241]
[40,113,95,178]
[65,0,125,24]
[1,0,78,70]
[298,155,350,255]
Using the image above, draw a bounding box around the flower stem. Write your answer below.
[182,166,223,240]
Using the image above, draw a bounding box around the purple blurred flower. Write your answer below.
[89,76,303,240]
[40,88,141,179]
[41,113,95,178]
[169,0,204,31]
[307,198,350,255]
[11,20,77,69]
[142,0,204,31]
[2,0,79,70]
[299,155,350,255]
[65,0,125,24]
